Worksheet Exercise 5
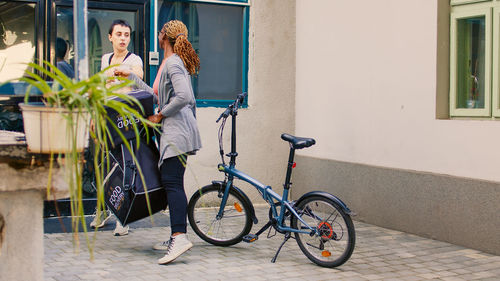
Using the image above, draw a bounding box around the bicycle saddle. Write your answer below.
[281,133,316,149]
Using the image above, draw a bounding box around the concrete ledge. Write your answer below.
[0,131,69,199]
[0,190,44,280]
[293,155,500,255]
[0,131,70,281]
[0,162,68,200]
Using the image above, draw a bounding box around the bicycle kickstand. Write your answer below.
[271,232,291,263]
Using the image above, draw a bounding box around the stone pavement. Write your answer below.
[44,207,500,281]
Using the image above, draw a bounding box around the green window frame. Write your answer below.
[449,0,500,117]
[492,5,500,116]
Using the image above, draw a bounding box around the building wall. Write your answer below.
[183,0,296,203]
[0,190,44,281]
[294,0,500,254]
[293,155,500,255]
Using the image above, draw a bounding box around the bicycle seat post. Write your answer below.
[283,146,296,191]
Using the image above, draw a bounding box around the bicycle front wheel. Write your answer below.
[291,195,355,267]
[187,184,252,246]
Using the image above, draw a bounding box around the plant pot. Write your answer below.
[19,103,89,153]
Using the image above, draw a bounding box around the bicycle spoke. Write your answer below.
[188,186,252,245]
[205,217,219,236]
[325,236,345,252]
[215,218,223,238]
[324,211,338,225]
[306,240,323,250]
[293,196,355,267]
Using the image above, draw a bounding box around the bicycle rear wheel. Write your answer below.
[291,195,355,267]
[187,184,252,246]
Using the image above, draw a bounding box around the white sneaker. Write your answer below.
[153,240,171,251]
[113,221,129,236]
[157,234,193,265]
[90,209,112,228]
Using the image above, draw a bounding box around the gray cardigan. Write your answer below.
[129,54,202,166]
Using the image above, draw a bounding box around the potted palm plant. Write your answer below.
[16,61,157,253]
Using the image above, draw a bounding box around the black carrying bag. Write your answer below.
[106,90,155,146]
[103,137,166,226]
[99,91,165,226]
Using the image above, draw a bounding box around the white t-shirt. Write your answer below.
[100,52,143,71]
[101,52,143,92]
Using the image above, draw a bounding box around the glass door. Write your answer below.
[44,1,148,217]
[49,0,148,80]
[0,1,44,132]
[0,2,38,83]
[54,7,139,77]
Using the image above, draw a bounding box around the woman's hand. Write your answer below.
[131,65,144,79]
[104,68,115,77]
[113,66,132,77]
[147,113,163,123]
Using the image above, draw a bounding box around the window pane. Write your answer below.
[456,16,486,109]
[0,2,36,83]
[158,1,243,100]
[56,7,137,76]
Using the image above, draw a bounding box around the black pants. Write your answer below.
[160,155,188,234]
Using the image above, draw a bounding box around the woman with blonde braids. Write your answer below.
[115,19,201,265]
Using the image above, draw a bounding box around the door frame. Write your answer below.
[43,0,150,217]
[47,0,150,80]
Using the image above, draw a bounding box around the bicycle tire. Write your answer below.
[291,194,355,267]
[188,184,253,246]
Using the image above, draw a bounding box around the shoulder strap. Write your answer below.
[109,52,132,65]
[122,141,136,191]
[123,52,132,62]
[108,53,114,65]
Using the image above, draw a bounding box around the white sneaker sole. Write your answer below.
[90,213,112,229]
[113,228,129,236]
[157,243,193,265]
[113,219,129,236]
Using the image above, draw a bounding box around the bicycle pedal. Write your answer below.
[242,234,258,243]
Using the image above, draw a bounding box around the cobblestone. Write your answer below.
[44,207,499,280]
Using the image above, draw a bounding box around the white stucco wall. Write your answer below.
[296,0,500,182]
[184,0,296,201]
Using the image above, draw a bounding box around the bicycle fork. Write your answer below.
[216,179,233,220]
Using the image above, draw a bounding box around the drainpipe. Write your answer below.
[149,0,160,83]
[73,0,89,80]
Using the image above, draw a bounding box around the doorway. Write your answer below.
[44,0,149,218]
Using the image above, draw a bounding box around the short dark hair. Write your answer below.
[108,19,132,35]
[56,37,68,59]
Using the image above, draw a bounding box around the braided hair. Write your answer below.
[159,20,200,75]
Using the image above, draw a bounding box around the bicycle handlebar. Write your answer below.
[236,92,247,105]
[216,92,247,123]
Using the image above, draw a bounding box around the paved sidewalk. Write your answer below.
[44,207,500,281]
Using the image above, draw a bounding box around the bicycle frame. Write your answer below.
[190,93,356,268]
[217,164,316,235]
[215,96,318,235]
